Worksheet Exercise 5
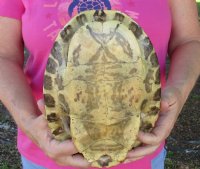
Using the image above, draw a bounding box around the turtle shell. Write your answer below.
[43,10,161,168]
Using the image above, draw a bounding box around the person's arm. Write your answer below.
[126,0,200,161]
[167,0,200,101]
[0,17,38,137]
[0,17,90,168]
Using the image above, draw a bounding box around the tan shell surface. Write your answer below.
[43,10,161,168]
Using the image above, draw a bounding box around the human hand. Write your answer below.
[25,99,90,168]
[124,86,184,163]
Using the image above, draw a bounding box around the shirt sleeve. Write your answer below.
[0,0,25,20]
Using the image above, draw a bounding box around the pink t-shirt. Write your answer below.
[0,0,171,168]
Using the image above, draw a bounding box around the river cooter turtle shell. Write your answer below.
[43,10,161,168]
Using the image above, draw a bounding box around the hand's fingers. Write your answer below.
[56,154,91,168]
[34,115,78,155]
[44,139,79,158]
[123,157,142,164]
[68,154,91,168]
[31,115,82,166]
[138,89,180,145]
[138,113,173,145]
[37,98,45,114]
[127,144,160,158]
[139,105,179,145]
[125,87,182,164]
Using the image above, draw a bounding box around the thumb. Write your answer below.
[37,98,45,114]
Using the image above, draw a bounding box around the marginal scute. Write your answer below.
[44,75,52,90]
[143,37,153,60]
[140,123,153,132]
[153,88,161,101]
[47,113,59,122]
[129,22,143,38]
[43,10,161,168]
[93,10,106,22]
[144,69,154,93]
[114,12,125,22]
[150,52,159,67]
[76,13,88,25]
[46,57,58,74]
[44,94,55,107]
[155,68,160,85]
[51,41,63,66]
[52,126,65,136]
[60,25,74,42]
[149,106,160,115]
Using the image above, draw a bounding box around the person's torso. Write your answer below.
[19,1,171,168]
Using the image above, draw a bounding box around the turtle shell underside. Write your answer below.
[43,10,161,168]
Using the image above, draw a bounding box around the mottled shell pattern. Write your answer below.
[43,10,161,168]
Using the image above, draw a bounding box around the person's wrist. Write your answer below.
[163,83,185,104]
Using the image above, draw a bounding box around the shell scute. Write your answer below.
[51,41,63,66]
[60,25,74,42]
[44,94,55,108]
[44,75,53,90]
[46,57,58,74]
